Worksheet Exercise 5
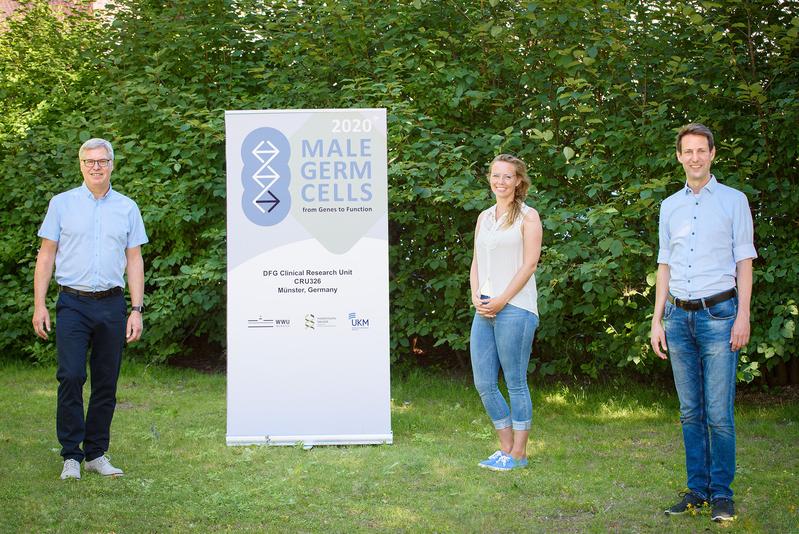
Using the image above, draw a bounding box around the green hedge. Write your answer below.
[1,0,796,380]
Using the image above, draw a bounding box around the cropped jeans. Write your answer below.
[470,301,538,431]
[664,295,739,501]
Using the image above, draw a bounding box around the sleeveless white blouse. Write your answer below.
[475,203,539,315]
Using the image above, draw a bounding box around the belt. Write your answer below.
[60,286,123,299]
[668,288,737,311]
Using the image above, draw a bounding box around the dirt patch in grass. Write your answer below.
[737,384,799,406]
[166,336,225,374]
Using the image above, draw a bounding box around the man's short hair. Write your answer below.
[79,138,114,161]
[676,123,714,153]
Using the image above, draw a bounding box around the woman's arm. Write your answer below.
[470,212,486,310]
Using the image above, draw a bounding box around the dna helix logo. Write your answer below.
[241,127,291,226]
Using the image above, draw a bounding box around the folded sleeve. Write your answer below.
[656,203,670,264]
[732,192,757,263]
[37,197,61,242]
[126,202,149,248]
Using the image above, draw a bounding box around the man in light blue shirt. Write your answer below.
[651,123,756,523]
[32,138,148,480]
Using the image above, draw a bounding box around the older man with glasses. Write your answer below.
[32,138,148,480]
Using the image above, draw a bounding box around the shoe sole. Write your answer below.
[485,465,514,472]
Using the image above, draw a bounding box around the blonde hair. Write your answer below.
[487,153,531,228]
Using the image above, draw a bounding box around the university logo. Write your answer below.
[348,312,370,330]
[304,314,315,330]
[248,316,291,329]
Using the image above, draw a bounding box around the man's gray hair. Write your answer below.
[79,138,114,161]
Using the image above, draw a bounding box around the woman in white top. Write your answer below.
[469,153,543,471]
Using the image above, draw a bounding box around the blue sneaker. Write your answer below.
[478,450,506,469]
[487,454,521,471]
[516,456,528,468]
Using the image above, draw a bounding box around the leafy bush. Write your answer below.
[1,0,796,380]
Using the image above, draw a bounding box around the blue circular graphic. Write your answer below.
[241,127,291,226]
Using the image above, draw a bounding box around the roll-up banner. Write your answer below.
[224,109,392,446]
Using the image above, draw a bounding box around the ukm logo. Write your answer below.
[348,312,370,330]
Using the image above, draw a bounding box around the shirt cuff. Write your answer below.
[656,249,670,264]
[733,244,757,263]
[37,231,59,242]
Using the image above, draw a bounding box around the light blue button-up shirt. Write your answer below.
[38,183,148,291]
[657,175,757,299]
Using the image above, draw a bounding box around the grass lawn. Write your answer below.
[0,362,796,533]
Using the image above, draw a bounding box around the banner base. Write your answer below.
[226,433,393,446]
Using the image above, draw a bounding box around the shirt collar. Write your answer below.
[683,174,717,195]
[81,182,113,200]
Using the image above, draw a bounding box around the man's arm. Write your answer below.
[32,239,58,339]
[125,246,144,343]
[650,263,670,359]
[730,258,753,351]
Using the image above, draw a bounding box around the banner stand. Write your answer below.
[224,109,392,446]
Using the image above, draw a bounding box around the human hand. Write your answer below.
[476,296,507,318]
[32,306,51,340]
[650,321,668,360]
[730,316,750,352]
[126,312,143,343]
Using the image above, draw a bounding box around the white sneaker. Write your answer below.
[85,455,124,477]
[60,459,81,480]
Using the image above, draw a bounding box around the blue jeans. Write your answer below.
[664,296,739,501]
[470,302,538,431]
[56,292,126,462]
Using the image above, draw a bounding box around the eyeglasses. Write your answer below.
[81,159,112,168]
[491,173,516,183]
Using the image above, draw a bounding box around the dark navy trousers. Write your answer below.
[56,291,126,462]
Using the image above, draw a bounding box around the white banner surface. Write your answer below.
[225,109,392,446]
